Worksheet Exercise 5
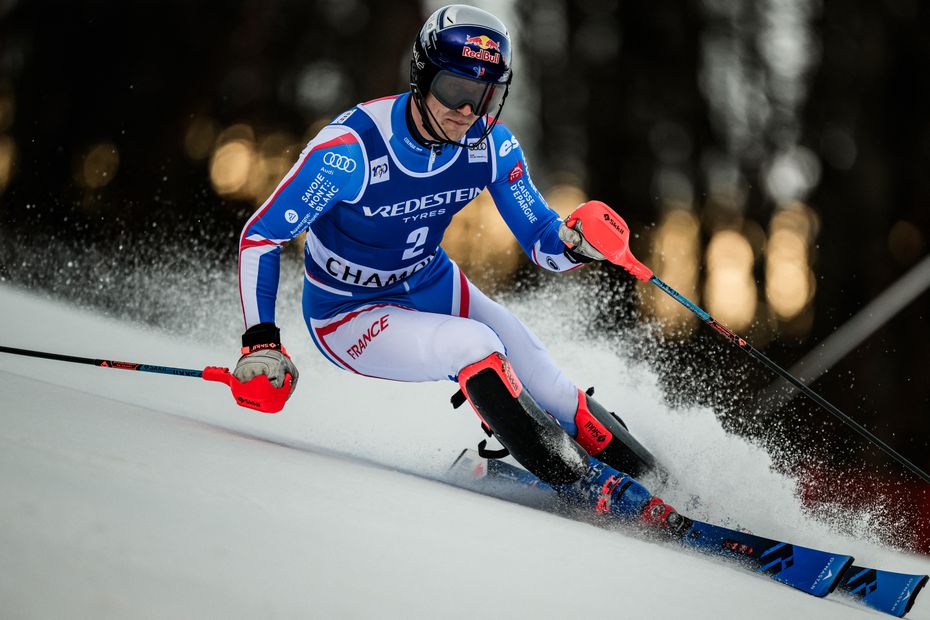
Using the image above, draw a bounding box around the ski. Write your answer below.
[838,564,928,618]
[674,518,852,598]
[449,450,928,617]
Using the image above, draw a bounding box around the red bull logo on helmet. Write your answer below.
[462,34,501,64]
[465,34,501,51]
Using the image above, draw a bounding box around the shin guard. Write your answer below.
[572,389,657,479]
[458,353,588,485]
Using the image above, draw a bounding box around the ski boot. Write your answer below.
[558,457,691,537]
[454,352,682,535]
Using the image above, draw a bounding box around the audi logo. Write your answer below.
[322,152,358,172]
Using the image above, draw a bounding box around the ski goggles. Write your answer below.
[430,70,507,117]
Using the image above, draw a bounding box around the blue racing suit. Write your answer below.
[238,92,587,427]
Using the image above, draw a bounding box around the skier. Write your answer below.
[230,4,667,519]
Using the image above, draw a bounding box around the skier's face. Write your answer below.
[424,92,478,142]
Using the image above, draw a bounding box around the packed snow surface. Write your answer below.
[1,282,927,619]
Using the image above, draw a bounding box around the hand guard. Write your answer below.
[562,201,654,281]
[558,218,606,262]
[230,322,299,413]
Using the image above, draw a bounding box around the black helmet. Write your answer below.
[410,4,513,148]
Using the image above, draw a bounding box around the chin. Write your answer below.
[445,124,470,142]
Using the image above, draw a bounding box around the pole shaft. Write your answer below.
[0,345,203,378]
[647,275,930,484]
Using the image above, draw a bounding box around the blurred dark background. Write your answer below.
[1,1,928,546]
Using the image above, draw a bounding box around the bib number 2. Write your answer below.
[402,226,429,260]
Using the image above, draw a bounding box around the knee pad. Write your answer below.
[457,352,588,484]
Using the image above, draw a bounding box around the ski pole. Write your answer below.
[641,277,930,484]
[0,344,233,383]
[570,201,930,484]
[0,344,291,413]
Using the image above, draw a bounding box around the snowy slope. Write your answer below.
[1,282,927,619]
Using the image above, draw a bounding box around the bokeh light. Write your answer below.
[765,203,817,323]
[79,142,120,189]
[888,220,924,266]
[207,124,301,204]
[764,146,821,205]
[209,139,255,197]
[183,115,219,161]
[704,229,757,331]
[0,135,15,192]
[246,132,299,204]
[544,183,587,218]
[644,209,701,334]
[296,61,351,114]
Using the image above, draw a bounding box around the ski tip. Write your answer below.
[824,556,857,597]
[901,574,928,618]
[840,565,929,617]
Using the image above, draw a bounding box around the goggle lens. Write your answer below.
[430,71,505,116]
